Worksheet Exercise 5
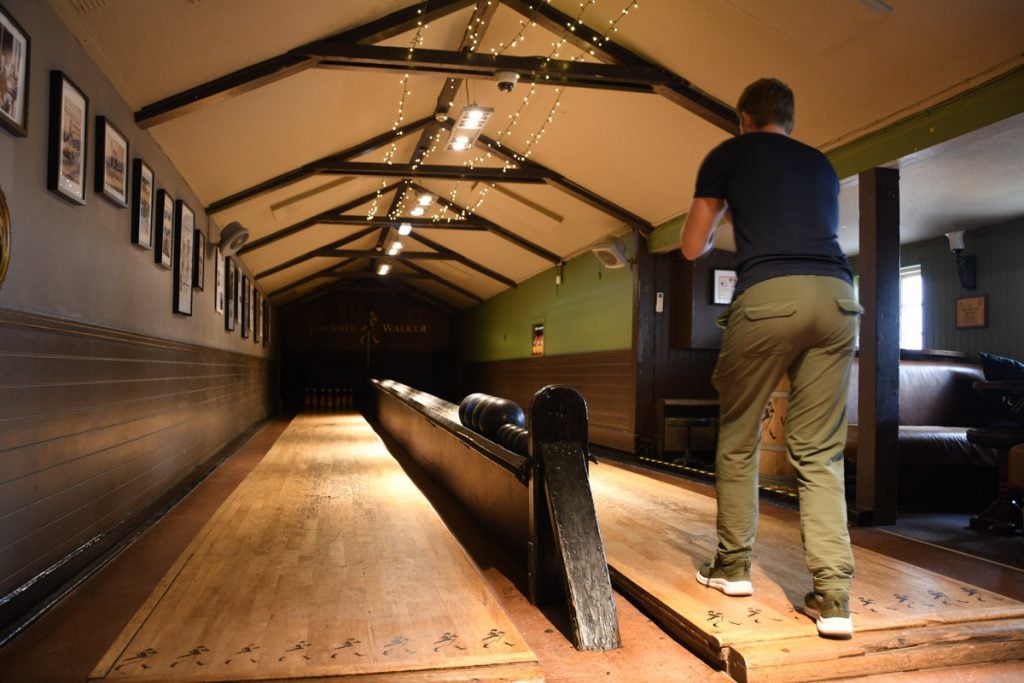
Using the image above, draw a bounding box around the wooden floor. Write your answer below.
[89,413,541,682]
[5,413,1024,682]
[591,462,1024,681]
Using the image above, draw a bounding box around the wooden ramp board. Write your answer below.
[590,463,1024,681]
[90,413,541,682]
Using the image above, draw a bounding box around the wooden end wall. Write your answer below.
[0,309,274,635]
[461,350,636,452]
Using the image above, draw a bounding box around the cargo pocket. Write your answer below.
[835,298,864,316]
[739,300,797,357]
[743,301,797,322]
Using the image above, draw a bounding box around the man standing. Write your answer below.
[681,78,862,639]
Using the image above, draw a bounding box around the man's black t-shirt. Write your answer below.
[694,132,852,296]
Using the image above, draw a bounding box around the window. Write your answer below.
[900,264,923,350]
[851,264,924,350]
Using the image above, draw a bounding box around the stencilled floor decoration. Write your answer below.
[90,413,540,682]
[591,463,1024,681]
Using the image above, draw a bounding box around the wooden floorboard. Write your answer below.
[88,413,540,682]
[590,462,1024,681]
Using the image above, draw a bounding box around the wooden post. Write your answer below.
[853,167,901,526]
[529,385,621,651]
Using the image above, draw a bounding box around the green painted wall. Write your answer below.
[454,241,635,362]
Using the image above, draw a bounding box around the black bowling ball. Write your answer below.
[470,395,498,431]
[478,397,526,439]
[512,428,530,456]
[459,392,487,427]
[496,423,518,449]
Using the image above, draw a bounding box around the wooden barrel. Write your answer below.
[759,376,795,488]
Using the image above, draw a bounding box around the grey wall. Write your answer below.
[0,0,275,636]
[0,0,267,353]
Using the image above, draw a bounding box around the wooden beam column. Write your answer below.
[853,167,901,526]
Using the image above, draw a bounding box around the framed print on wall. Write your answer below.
[173,199,194,316]
[94,116,128,207]
[214,247,224,314]
[130,159,154,248]
[240,274,250,338]
[154,189,173,268]
[254,290,262,343]
[0,4,31,137]
[262,299,270,346]
[224,256,236,331]
[47,71,88,205]
[193,228,205,291]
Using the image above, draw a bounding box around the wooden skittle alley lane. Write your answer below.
[590,461,1024,681]
[89,412,541,682]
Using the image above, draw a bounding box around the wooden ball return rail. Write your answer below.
[370,379,621,652]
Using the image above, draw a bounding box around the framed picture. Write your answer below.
[0,4,30,137]
[712,269,737,305]
[154,189,173,268]
[262,299,270,346]
[193,228,205,290]
[0,183,10,289]
[47,71,88,205]
[254,290,262,343]
[240,274,250,338]
[956,295,987,329]
[214,247,225,314]
[234,262,242,328]
[173,199,194,316]
[224,256,236,331]
[130,159,154,248]
[94,116,128,207]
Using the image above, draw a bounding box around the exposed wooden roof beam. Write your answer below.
[269,257,363,297]
[412,0,501,162]
[309,160,551,183]
[255,225,380,280]
[306,43,678,94]
[403,230,516,288]
[238,182,403,255]
[476,134,654,235]
[135,0,477,128]
[406,181,560,264]
[399,259,485,303]
[500,0,738,134]
[206,116,434,214]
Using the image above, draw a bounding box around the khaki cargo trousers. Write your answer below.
[712,274,862,595]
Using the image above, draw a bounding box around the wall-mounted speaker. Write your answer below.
[591,238,627,269]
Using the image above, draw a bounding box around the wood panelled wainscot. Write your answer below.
[0,309,274,638]
[461,350,635,452]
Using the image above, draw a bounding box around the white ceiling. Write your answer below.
[51,0,1024,308]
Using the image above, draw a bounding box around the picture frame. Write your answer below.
[173,199,194,316]
[0,183,10,289]
[254,290,262,343]
[47,71,88,205]
[224,256,236,331]
[234,263,242,328]
[956,294,987,329]
[130,159,154,248]
[240,274,250,338]
[214,247,225,314]
[712,269,737,305]
[193,228,205,290]
[94,116,128,207]
[154,189,173,268]
[0,3,30,137]
[262,299,270,346]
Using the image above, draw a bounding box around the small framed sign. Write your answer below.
[956,295,987,329]
[712,269,737,305]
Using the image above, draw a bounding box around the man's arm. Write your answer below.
[680,196,726,260]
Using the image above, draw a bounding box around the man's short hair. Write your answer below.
[737,78,794,133]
